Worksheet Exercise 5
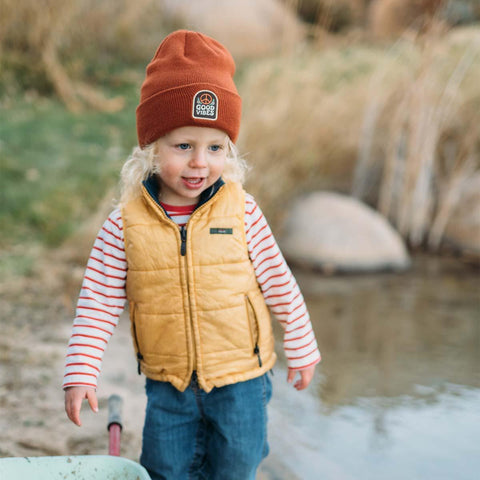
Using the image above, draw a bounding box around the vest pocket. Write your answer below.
[245,295,262,367]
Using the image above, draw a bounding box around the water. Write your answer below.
[260,255,480,480]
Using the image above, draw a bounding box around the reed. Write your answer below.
[0,0,170,110]
[239,39,417,231]
[355,25,480,249]
[285,0,368,31]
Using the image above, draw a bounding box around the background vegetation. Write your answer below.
[1,0,479,278]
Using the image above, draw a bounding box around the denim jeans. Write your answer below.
[140,372,272,480]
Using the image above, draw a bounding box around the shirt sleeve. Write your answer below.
[245,194,321,370]
[63,208,127,389]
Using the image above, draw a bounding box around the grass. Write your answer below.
[0,84,138,249]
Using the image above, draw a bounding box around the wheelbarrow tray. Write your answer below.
[0,454,151,479]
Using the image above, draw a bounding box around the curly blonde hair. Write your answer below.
[118,138,248,207]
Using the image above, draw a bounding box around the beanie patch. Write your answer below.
[192,90,218,121]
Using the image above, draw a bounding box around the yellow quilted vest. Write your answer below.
[122,181,276,392]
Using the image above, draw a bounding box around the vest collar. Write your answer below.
[142,176,225,214]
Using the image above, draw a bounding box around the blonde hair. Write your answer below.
[118,138,248,207]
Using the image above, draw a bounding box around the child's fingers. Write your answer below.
[296,366,316,390]
[294,377,308,390]
[69,406,82,426]
[65,387,97,426]
[86,389,99,414]
[288,365,316,390]
[65,390,83,426]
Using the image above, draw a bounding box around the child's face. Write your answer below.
[154,126,228,206]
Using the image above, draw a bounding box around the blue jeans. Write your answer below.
[140,372,272,480]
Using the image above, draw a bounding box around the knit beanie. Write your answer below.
[136,30,242,148]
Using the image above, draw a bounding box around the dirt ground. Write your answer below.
[0,258,124,459]
[0,254,289,479]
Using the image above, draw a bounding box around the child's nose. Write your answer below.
[189,149,208,168]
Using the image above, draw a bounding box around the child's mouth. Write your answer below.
[182,177,205,189]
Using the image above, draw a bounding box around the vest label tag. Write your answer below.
[210,228,233,235]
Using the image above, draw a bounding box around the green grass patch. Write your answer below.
[0,248,37,278]
[0,86,138,248]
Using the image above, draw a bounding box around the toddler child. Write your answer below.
[63,30,321,480]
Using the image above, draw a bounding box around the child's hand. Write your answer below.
[287,365,316,391]
[64,386,98,426]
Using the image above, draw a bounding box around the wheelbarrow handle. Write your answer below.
[107,394,123,431]
[107,394,123,456]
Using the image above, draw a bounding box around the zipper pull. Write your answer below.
[137,352,144,375]
[254,344,263,367]
[180,226,187,256]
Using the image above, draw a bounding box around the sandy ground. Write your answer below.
[0,255,299,479]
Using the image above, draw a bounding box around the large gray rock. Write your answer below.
[279,191,410,273]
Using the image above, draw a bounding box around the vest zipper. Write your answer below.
[179,223,197,372]
[246,295,263,368]
[254,344,263,367]
[179,189,226,378]
[139,182,228,384]
[180,226,187,256]
[136,352,144,375]
[131,305,144,375]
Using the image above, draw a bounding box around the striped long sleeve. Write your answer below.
[245,194,321,371]
[63,197,320,389]
[63,209,127,389]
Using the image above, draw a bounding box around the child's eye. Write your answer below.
[176,143,190,150]
[209,144,222,152]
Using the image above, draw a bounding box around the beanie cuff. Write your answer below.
[136,83,241,148]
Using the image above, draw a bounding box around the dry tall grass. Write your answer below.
[287,0,459,36]
[368,0,446,38]
[0,0,171,110]
[355,26,480,249]
[239,40,417,230]
[290,0,368,31]
[240,25,479,253]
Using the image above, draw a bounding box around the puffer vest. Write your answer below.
[122,181,276,392]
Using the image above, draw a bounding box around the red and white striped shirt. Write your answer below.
[160,202,196,227]
[63,194,320,389]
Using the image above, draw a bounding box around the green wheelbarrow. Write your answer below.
[0,455,151,479]
[0,395,151,479]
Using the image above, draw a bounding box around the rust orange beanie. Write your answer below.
[136,30,242,148]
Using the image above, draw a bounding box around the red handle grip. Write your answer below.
[107,394,123,456]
